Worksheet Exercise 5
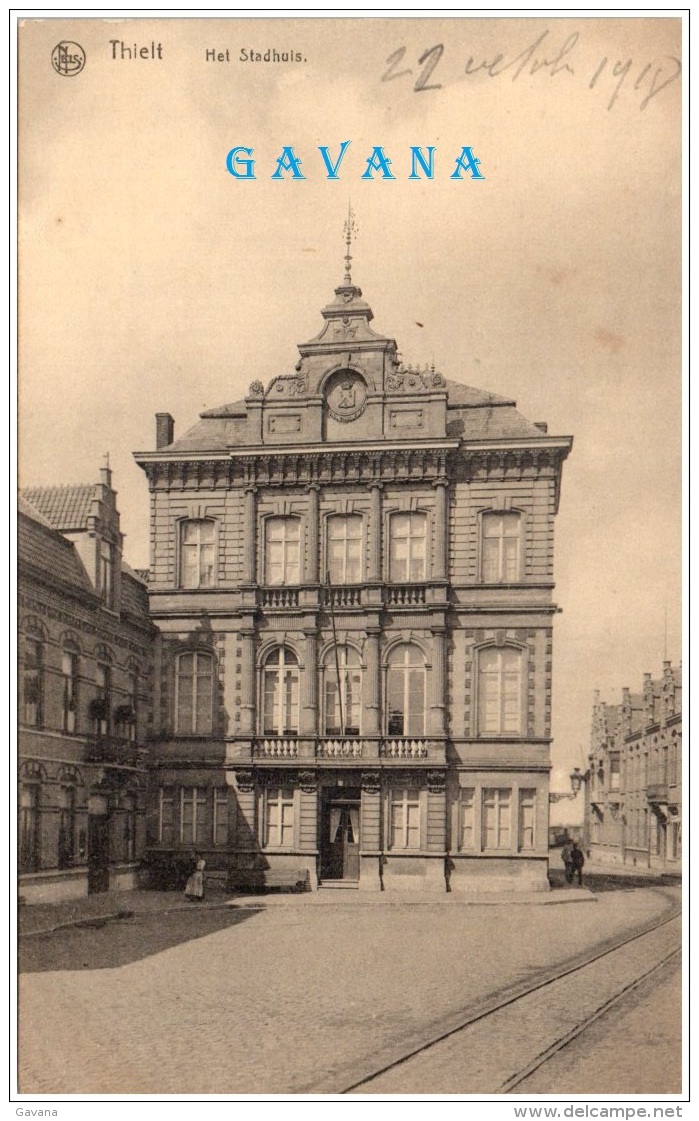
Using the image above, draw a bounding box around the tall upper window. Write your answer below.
[389,513,427,582]
[100,540,115,607]
[180,520,216,589]
[387,644,425,737]
[482,788,511,850]
[263,648,299,736]
[327,515,362,584]
[22,637,43,727]
[481,512,523,583]
[265,517,301,585]
[477,647,523,736]
[390,788,421,850]
[609,754,621,791]
[58,786,76,868]
[176,652,214,735]
[127,668,139,742]
[62,650,78,733]
[324,645,362,736]
[94,663,112,735]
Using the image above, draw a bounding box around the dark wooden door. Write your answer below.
[323,804,360,881]
[87,814,110,893]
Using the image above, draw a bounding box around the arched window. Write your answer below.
[324,645,362,735]
[386,644,426,737]
[262,648,299,736]
[175,651,214,735]
[180,519,216,588]
[480,512,523,582]
[327,515,362,584]
[477,647,523,736]
[265,517,301,585]
[389,513,427,582]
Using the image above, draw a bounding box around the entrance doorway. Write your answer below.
[320,788,360,882]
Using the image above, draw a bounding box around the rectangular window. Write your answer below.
[482,788,511,850]
[20,785,40,872]
[327,515,362,584]
[518,789,536,851]
[127,671,138,742]
[459,789,476,850]
[95,663,111,735]
[57,787,76,868]
[481,512,523,582]
[213,787,229,845]
[390,788,421,850]
[265,788,295,848]
[181,787,208,845]
[389,513,426,582]
[181,520,216,589]
[100,540,114,607]
[265,518,301,585]
[62,651,78,733]
[158,787,175,844]
[609,754,621,791]
[23,638,43,727]
[122,795,136,862]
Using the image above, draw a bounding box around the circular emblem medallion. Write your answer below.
[326,370,367,423]
[51,41,86,76]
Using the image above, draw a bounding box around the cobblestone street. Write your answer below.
[18,884,679,1096]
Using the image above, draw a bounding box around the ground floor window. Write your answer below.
[57,786,76,868]
[20,784,40,872]
[482,788,511,850]
[213,787,229,845]
[158,787,175,844]
[458,789,476,850]
[264,787,295,848]
[389,788,421,850]
[181,787,208,845]
[518,789,536,851]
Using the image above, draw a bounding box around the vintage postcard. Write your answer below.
[15,12,683,1105]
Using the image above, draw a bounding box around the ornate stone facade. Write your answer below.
[135,273,572,893]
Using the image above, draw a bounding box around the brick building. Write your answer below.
[588,662,682,873]
[18,468,153,902]
[134,270,572,893]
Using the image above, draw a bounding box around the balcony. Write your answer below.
[385,585,427,606]
[317,738,365,759]
[322,585,363,608]
[254,738,299,758]
[260,587,300,608]
[380,738,429,759]
[85,735,140,767]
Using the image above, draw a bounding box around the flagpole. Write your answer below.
[326,570,345,737]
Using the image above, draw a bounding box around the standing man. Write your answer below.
[570,841,585,886]
[561,839,574,883]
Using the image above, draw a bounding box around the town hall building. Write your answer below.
[134,261,572,893]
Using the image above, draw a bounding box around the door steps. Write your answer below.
[318,880,360,890]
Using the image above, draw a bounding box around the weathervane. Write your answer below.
[343,203,358,284]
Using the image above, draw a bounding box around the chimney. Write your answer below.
[156,413,175,449]
[534,421,548,433]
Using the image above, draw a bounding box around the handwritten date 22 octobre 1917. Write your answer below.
[382,30,680,112]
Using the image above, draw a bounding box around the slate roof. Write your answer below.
[21,484,96,531]
[160,378,546,454]
[18,509,94,596]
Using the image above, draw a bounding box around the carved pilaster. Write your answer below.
[234,769,255,793]
[301,630,318,734]
[368,482,383,581]
[426,770,446,794]
[239,626,256,735]
[361,771,381,795]
[364,628,381,735]
[306,484,320,583]
[430,628,447,735]
[433,478,449,580]
[243,486,257,583]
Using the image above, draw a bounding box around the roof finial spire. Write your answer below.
[343,202,358,285]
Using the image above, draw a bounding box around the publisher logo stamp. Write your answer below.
[51,42,86,77]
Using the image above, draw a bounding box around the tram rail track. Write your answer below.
[305,888,681,1095]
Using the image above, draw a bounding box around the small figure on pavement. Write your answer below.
[570,841,585,886]
[184,855,206,901]
[561,839,574,883]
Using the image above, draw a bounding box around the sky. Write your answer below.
[17,14,683,808]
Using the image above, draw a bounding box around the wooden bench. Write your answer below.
[231,868,310,894]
